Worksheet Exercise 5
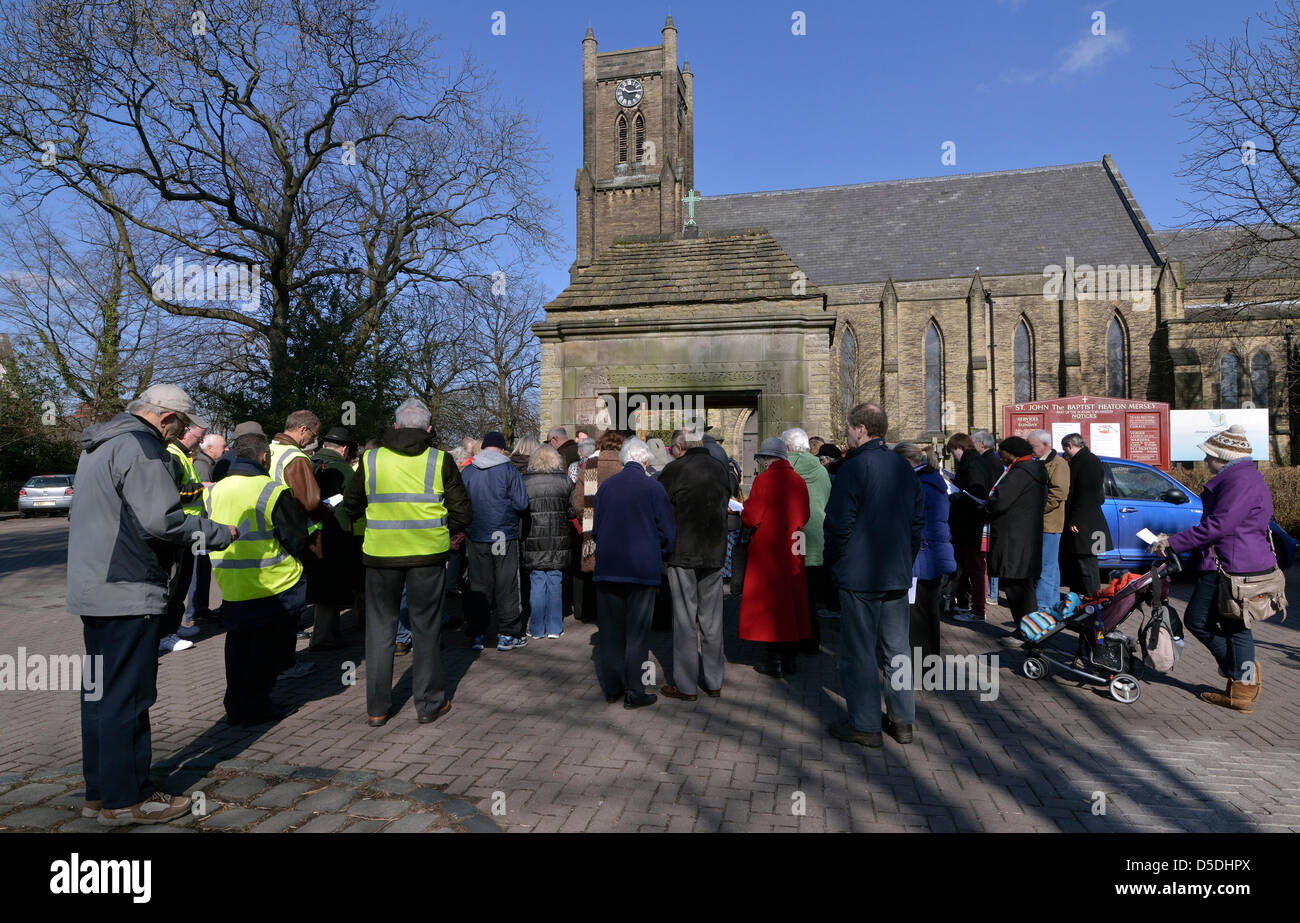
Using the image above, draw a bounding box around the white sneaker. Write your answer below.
[547,632,563,639]
[158,634,194,652]
[176,622,200,638]
[278,661,314,680]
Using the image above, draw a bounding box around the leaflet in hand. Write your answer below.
[324,493,344,508]
[1136,527,1159,546]
[728,498,744,512]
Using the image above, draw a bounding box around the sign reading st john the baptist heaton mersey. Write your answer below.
[1002,396,1170,470]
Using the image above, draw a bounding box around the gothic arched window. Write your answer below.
[1251,352,1271,409]
[1014,317,1033,403]
[634,112,645,163]
[925,321,943,431]
[616,114,628,164]
[1221,352,1240,408]
[1106,315,1127,398]
[840,324,857,418]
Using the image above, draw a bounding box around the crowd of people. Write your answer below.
[64,384,1281,824]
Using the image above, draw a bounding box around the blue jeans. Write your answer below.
[1035,532,1062,611]
[528,570,564,636]
[1183,571,1256,681]
[987,576,999,605]
[837,588,915,732]
[396,587,412,644]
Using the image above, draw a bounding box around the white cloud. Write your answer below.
[1058,28,1130,75]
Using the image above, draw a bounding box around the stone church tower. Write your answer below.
[573,17,694,278]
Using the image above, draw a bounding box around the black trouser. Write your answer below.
[190,553,213,619]
[224,619,283,724]
[465,539,522,638]
[365,564,446,719]
[80,614,161,809]
[802,567,823,651]
[595,582,656,696]
[161,550,195,638]
[1002,578,1037,624]
[806,564,839,613]
[910,575,944,658]
[572,569,595,622]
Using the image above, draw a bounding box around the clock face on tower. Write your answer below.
[615,78,643,108]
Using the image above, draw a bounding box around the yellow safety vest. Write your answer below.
[269,439,321,535]
[361,447,449,558]
[203,474,304,601]
[167,442,203,515]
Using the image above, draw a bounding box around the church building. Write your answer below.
[535,18,1298,467]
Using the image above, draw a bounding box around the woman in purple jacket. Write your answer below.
[1151,426,1273,711]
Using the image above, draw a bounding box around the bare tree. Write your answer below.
[1171,0,1300,303]
[0,204,190,420]
[0,0,553,415]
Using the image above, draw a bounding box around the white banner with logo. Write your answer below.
[1169,408,1269,462]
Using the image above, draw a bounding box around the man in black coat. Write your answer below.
[657,428,732,701]
[306,427,360,651]
[1060,433,1112,596]
[985,436,1047,635]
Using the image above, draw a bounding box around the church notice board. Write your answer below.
[1002,396,1170,469]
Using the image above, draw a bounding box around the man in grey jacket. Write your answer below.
[67,384,235,826]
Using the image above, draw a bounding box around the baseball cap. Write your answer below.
[138,383,208,429]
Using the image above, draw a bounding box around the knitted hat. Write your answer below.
[999,436,1033,458]
[755,437,787,460]
[1198,424,1252,461]
[481,431,508,450]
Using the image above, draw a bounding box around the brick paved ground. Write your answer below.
[2,516,1299,832]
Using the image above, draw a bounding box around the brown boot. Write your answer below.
[1200,680,1255,712]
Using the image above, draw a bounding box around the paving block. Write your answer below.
[0,783,64,804]
[461,814,503,833]
[348,798,408,819]
[440,798,477,820]
[342,819,386,833]
[371,778,418,795]
[297,788,357,814]
[295,813,350,833]
[201,808,269,830]
[253,782,314,809]
[291,767,336,782]
[382,813,446,833]
[214,776,268,802]
[1,806,75,828]
[409,788,448,806]
[251,810,311,833]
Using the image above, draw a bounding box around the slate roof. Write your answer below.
[547,230,823,309]
[693,161,1158,285]
[1155,226,1300,282]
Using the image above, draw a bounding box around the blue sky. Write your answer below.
[400,0,1261,300]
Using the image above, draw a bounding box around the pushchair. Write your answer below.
[1017,556,1182,704]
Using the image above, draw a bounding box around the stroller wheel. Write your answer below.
[1108,673,1141,704]
[1022,656,1049,680]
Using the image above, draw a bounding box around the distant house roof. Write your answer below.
[1155,226,1300,282]
[694,160,1158,285]
[547,229,823,310]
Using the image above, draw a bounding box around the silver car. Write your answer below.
[18,474,75,516]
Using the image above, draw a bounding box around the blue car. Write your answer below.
[1096,456,1297,577]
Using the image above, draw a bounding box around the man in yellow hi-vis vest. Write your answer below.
[340,398,472,727]
[268,410,323,680]
[160,422,208,653]
[204,432,313,727]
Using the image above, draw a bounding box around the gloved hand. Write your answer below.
[1148,532,1171,556]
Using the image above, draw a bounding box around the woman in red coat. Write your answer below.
[739,438,812,678]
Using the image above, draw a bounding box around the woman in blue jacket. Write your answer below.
[895,443,956,657]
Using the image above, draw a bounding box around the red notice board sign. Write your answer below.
[1001,396,1170,469]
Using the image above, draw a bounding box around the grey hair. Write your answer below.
[512,435,541,457]
[125,399,166,416]
[971,430,996,450]
[394,398,431,429]
[200,432,225,451]
[547,426,567,441]
[577,437,596,460]
[619,437,654,467]
[450,446,470,466]
[1026,429,1051,446]
[781,427,810,453]
[1062,433,1086,450]
[893,441,925,466]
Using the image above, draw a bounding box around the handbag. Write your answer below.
[1213,543,1288,629]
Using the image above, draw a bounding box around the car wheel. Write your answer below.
[19,511,32,519]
